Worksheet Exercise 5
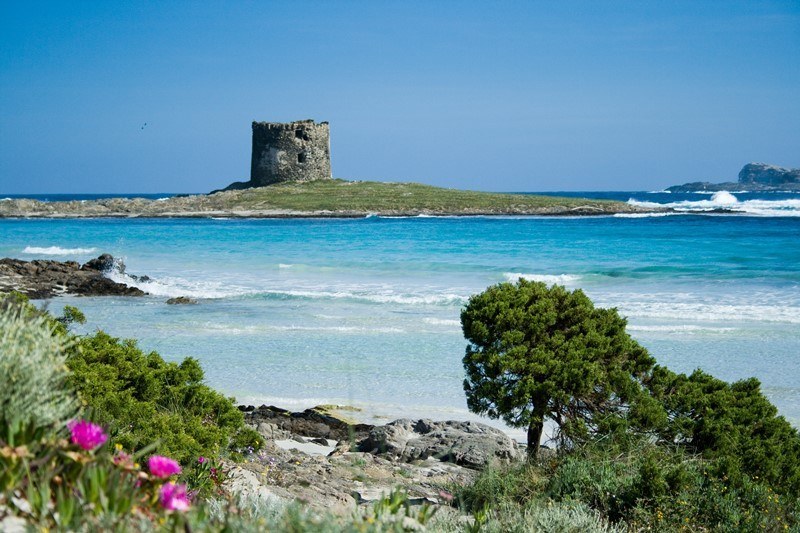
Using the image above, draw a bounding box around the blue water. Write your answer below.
[1,191,799,440]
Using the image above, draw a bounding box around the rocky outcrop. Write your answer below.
[240,405,374,443]
[667,163,800,192]
[738,163,800,187]
[0,254,145,298]
[232,406,521,513]
[358,419,519,468]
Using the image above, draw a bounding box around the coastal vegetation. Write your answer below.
[0,179,642,218]
[462,280,656,458]
[2,286,800,530]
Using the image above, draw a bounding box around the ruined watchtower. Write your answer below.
[250,120,331,185]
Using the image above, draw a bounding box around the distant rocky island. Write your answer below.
[667,163,800,192]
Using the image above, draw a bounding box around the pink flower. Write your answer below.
[148,455,181,478]
[159,482,190,512]
[67,420,107,450]
[197,456,206,464]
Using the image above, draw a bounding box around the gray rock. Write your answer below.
[166,296,197,305]
[667,163,800,192]
[358,419,519,468]
[738,162,800,187]
[241,405,373,442]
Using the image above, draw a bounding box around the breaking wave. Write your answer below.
[104,266,468,305]
[628,191,800,216]
[620,301,800,324]
[627,324,737,334]
[22,246,98,255]
[503,272,582,285]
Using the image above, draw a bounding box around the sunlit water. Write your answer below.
[2,190,799,441]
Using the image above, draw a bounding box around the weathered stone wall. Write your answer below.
[250,120,331,185]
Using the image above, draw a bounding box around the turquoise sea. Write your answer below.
[1,190,799,441]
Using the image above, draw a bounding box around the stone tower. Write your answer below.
[250,120,331,185]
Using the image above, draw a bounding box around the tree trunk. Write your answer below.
[527,418,544,460]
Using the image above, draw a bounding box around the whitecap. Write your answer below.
[422,317,461,327]
[503,272,582,285]
[104,265,254,299]
[627,324,736,334]
[22,246,97,255]
[627,193,800,216]
[619,302,800,324]
[614,212,682,218]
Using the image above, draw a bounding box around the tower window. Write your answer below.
[295,129,310,141]
[297,152,307,163]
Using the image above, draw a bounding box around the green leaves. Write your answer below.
[462,279,656,456]
[66,330,252,465]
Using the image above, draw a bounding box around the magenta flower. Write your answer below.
[148,455,181,478]
[197,456,206,464]
[67,420,107,450]
[159,482,190,512]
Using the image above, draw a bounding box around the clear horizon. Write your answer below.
[1,1,799,194]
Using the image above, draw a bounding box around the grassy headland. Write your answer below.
[0,179,648,218]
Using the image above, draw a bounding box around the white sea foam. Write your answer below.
[278,263,293,269]
[264,289,467,306]
[628,192,800,216]
[104,267,468,305]
[503,272,582,285]
[422,317,461,327]
[614,212,681,218]
[199,323,406,335]
[620,302,800,324]
[105,267,254,299]
[627,324,737,334]
[22,246,97,255]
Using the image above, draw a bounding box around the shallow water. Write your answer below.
[2,193,799,441]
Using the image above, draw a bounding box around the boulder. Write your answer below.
[166,296,197,305]
[358,419,519,468]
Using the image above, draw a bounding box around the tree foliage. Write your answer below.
[461,279,656,457]
[67,331,261,464]
[645,366,800,495]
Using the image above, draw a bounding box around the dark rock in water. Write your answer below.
[82,253,117,272]
[166,296,197,305]
[0,254,146,298]
[358,419,519,468]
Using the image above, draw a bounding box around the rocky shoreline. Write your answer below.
[0,254,146,299]
[227,404,522,513]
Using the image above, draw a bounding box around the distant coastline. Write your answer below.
[667,162,800,193]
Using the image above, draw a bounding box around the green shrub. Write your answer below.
[67,330,258,465]
[0,302,78,439]
[646,366,800,496]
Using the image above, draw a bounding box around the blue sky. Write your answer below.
[1,1,798,193]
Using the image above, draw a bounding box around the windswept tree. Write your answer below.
[461,279,656,458]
